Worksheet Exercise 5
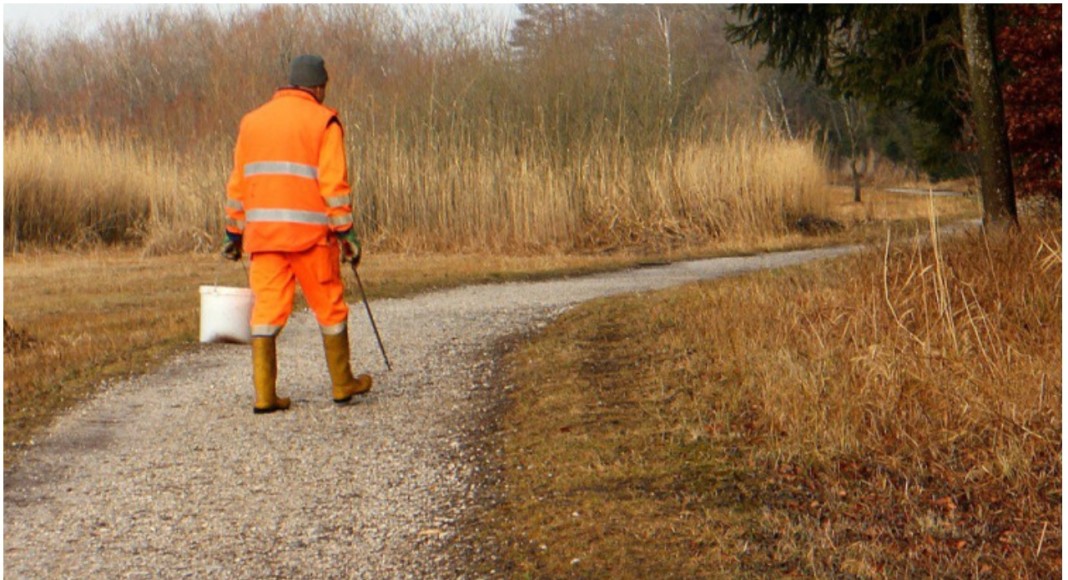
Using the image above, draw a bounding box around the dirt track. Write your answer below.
[4,244,861,577]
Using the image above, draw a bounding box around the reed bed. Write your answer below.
[2,125,225,253]
[4,126,158,250]
[5,123,829,255]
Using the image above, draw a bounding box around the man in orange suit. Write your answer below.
[222,54,372,414]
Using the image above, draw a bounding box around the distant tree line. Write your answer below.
[4,6,758,153]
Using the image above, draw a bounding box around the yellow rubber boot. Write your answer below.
[252,336,290,414]
[323,329,373,403]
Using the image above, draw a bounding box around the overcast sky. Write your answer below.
[2,3,519,39]
[3,3,219,37]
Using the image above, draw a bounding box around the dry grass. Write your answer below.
[824,185,978,226]
[489,217,1060,577]
[486,297,754,577]
[2,124,227,254]
[353,125,832,253]
[4,125,158,249]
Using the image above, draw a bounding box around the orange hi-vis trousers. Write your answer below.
[249,243,348,337]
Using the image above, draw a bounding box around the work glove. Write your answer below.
[221,232,242,261]
[337,228,361,267]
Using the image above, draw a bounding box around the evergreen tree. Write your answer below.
[728,4,1020,229]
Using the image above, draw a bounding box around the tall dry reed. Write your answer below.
[4,125,155,250]
[6,121,829,254]
[3,124,221,253]
[351,122,829,252]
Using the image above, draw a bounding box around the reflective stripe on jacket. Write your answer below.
[225,88,354,253]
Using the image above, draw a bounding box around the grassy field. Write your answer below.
[485,217,1059,577]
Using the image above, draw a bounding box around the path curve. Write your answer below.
[884,187,967,197]
[4,244,859,578]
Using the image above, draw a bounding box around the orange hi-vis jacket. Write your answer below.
[225,88,354,253]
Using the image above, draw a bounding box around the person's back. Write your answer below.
[241,91,333,168]
[222,54,373,414]
[233,88,340,254]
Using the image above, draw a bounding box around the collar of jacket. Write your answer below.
[273,86,320,103]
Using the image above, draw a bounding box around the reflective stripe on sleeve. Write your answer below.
[246,209,330,225]
[244,161,319,180]
[226,199,244,211]
[226,218,246,230]
[324,195,351,209]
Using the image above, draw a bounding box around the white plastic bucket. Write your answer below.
[199,286,254,344]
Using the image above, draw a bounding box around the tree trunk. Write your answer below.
[850,159,862,203]
[960,4,1018,231]
[842,98,863,203]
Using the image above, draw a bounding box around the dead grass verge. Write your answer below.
[488,218,1060,577]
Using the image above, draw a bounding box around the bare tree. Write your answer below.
[3,30,40,116]
[840,98,866,203]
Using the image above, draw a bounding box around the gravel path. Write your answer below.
[5,245,859,578]
[884,187,967,197]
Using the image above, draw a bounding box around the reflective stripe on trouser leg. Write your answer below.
[251,324,282,337]
[320,322,346,336]
[288,243,349,333]
[249,252,297,337]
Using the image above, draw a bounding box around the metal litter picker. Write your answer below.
[350,262,392,371]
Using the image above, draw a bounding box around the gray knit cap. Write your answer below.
[289,54,328,87]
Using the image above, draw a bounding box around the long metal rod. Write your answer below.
[351,263,392,371]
